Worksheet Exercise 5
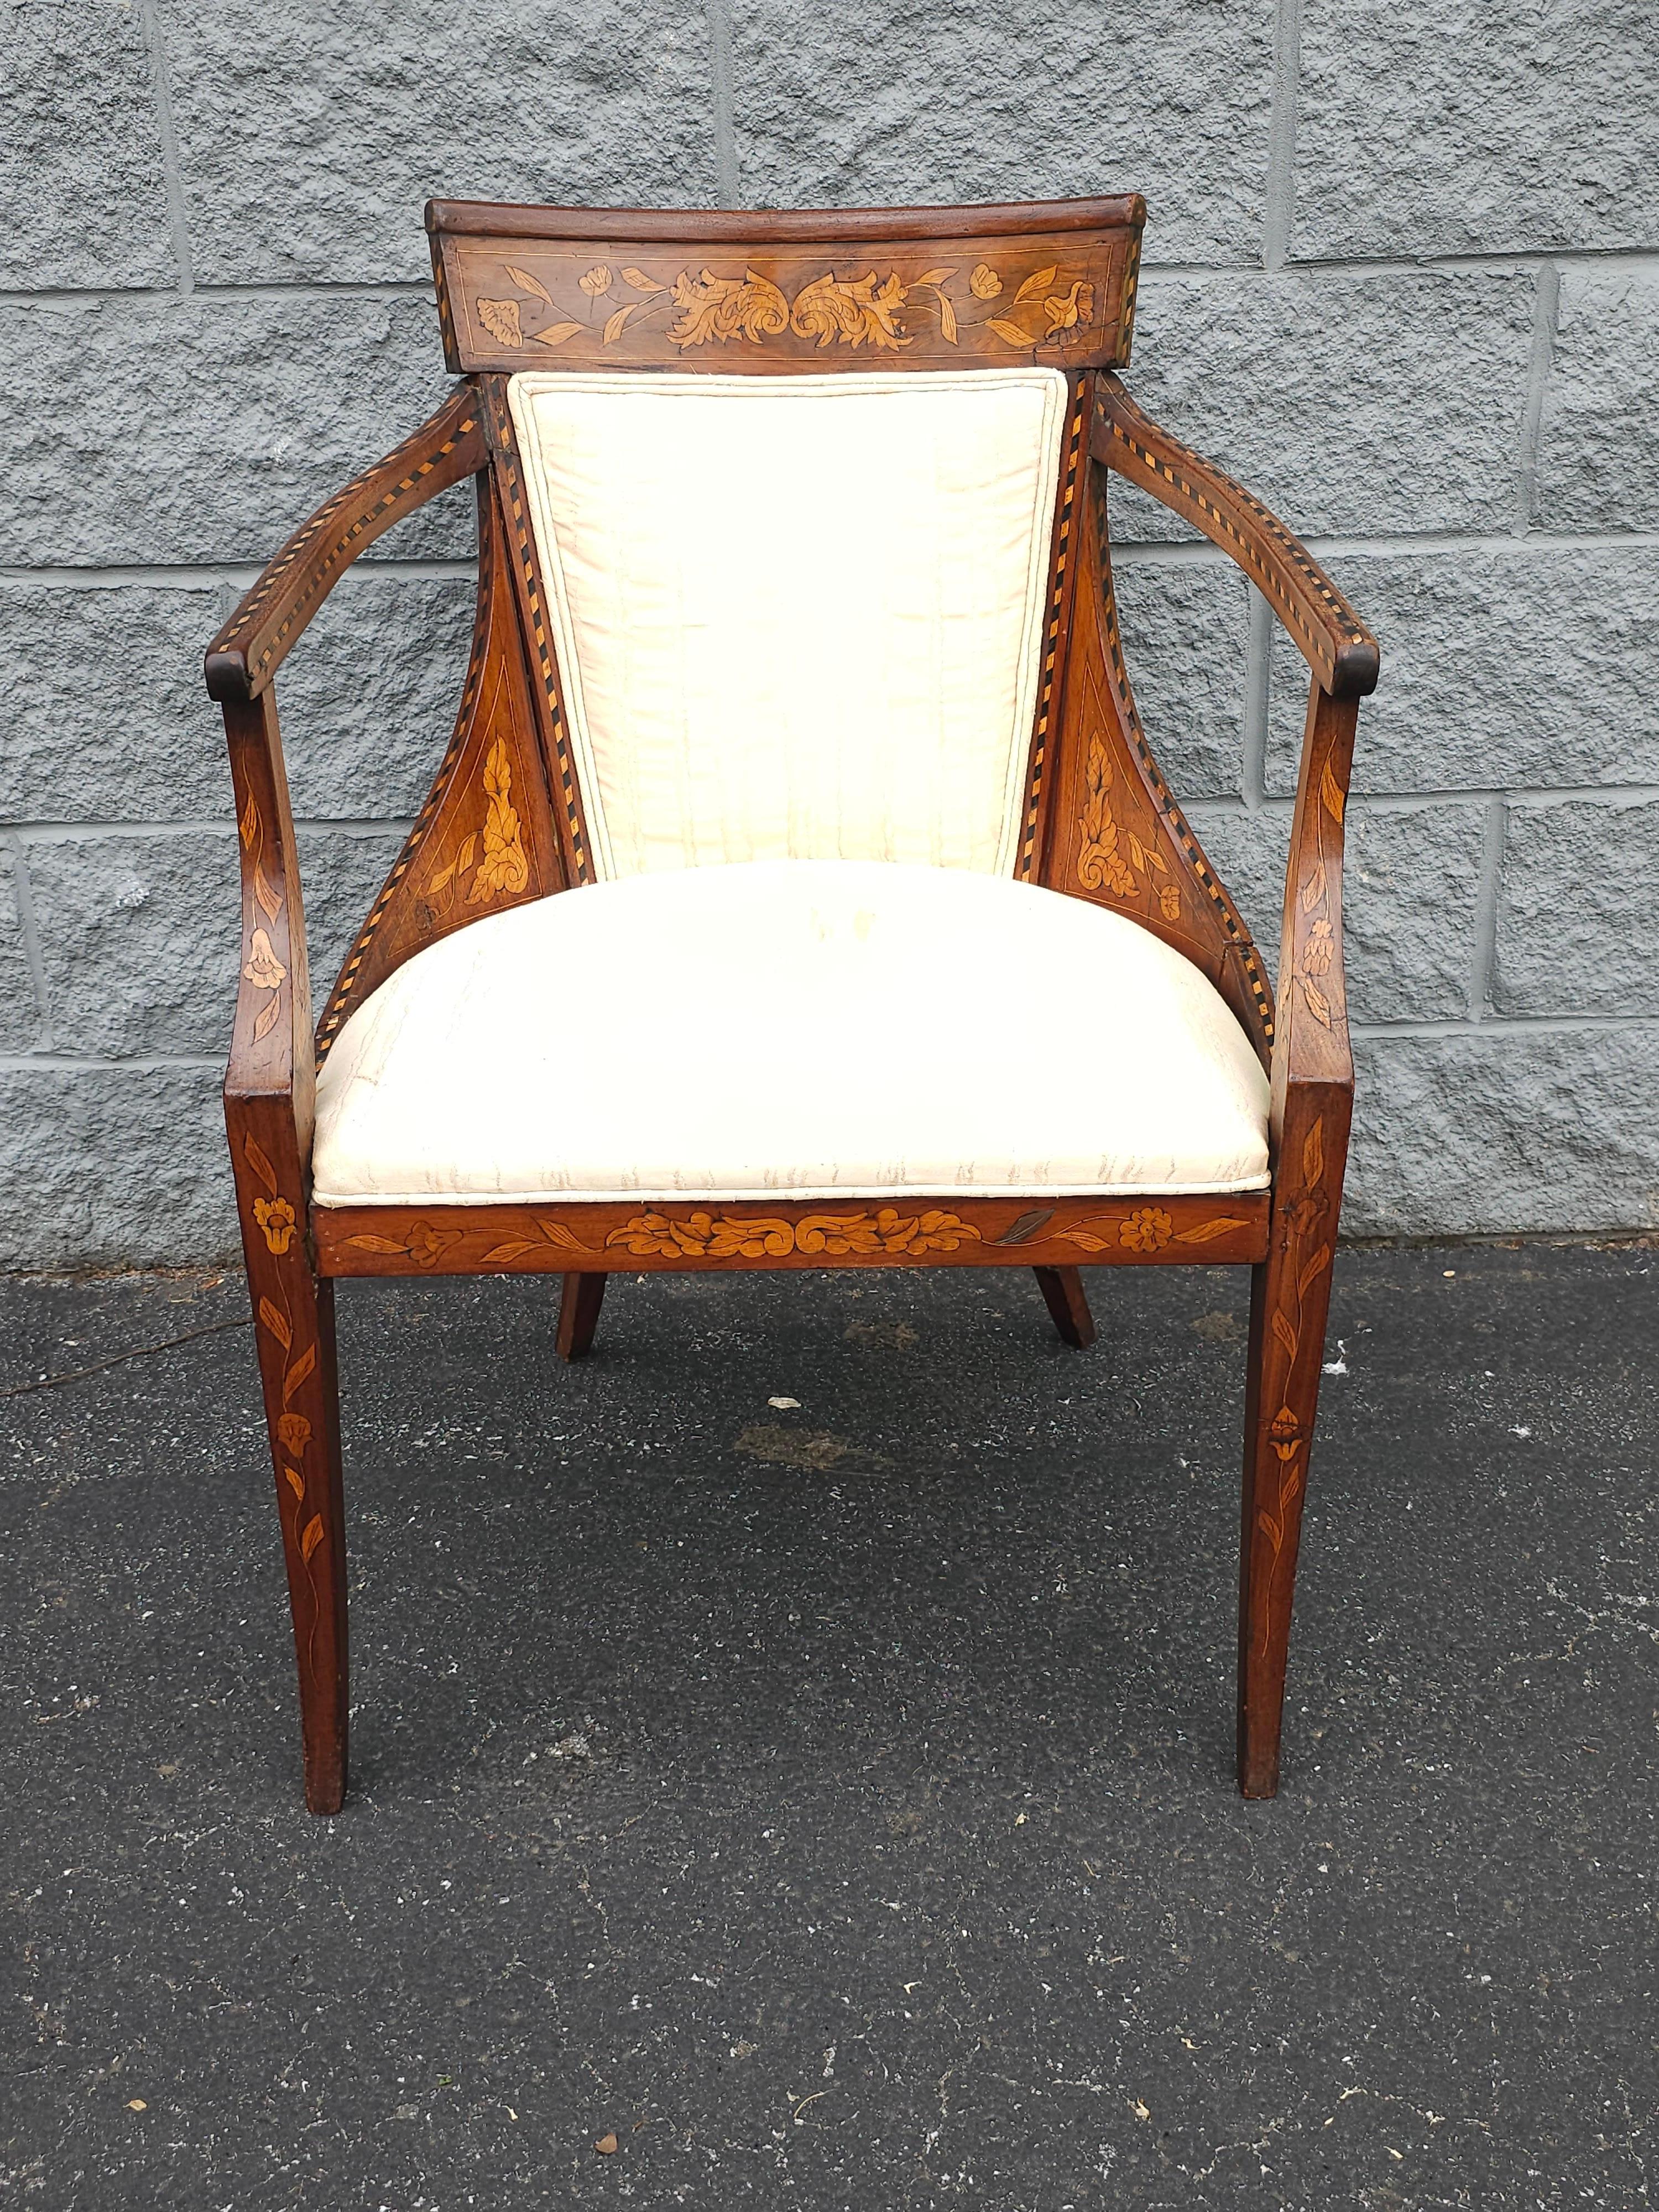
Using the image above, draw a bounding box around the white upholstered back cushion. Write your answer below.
[507,368,1068,880]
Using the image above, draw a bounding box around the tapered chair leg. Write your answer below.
[1237,1088,1349,1798]
[244,1248,348,1814]
[557,1271,607,1361]
[1033,1265,1095,1349]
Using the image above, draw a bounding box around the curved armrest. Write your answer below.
[1092,374,1379,700]
[205,387,486,702]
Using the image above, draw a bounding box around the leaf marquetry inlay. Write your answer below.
[244,1130,332,1604]
[347,1207,987,1266]
[421,738,530,914]
[474,258,1100,359]
[236,794,288,1046]
[320,1195,1270,1279]
[434,217,1142,374]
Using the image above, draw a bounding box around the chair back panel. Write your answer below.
[427,199,1145,377]
[507,368,1069,880]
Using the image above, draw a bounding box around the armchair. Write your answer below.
[205,196,1378,1812]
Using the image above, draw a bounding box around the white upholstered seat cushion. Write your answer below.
[507,368,1067,879]
[312,861,1270,1207]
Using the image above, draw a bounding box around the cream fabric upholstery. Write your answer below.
[507,369,1067,880]
[312,862,1270,1207]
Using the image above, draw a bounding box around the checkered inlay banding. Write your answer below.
[481,382,592,888]
[1114,233,1142,366]
[1017,380,1087,883]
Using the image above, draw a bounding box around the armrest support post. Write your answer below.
[1272,679,1358,1131]
[223,685,314,1136]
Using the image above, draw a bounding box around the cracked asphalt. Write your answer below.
[3,1241,1655,2208]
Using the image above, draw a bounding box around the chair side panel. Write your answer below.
[1041,458,1275,1057]
[430,202,1143,378]
[315,469,563,1059]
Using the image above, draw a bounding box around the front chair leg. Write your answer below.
[236,1168,349,1814]
[557,1271,607,1361]
[1237,1088,1349,1798]
[1032,1265,1095,1349]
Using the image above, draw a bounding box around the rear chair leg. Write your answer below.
[1237,1088,1349,1798]
[557,1271,607,1361]
[1033,1265,1095,1350]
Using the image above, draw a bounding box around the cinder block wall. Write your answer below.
[2,1,1656,1267]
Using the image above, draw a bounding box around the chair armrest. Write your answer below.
[1092,374,1379,701]
[210,387,487,1160]
[204,387,486,702]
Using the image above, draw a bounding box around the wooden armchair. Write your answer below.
[204,197,1378,1813]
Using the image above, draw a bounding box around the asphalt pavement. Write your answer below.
[3,1241,1655,2209]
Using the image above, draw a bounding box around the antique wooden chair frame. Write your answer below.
[204,197,1378,1813]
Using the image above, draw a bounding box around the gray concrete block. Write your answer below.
[293,827,410,1008]
[1187,798,1485,1025]
[1292,1,1659,259]
[1534,270,1659,533]
[279,575,477,821]
[1347,1025,1659,1238]
[27,831,241,1058]
[26,826,405,1060]
[0,295,467,567]
[1,0,175,289]
[1112,558,1251,803]
[1123,269,1537,539]
[1494,797,1659,1019]
[1340,801,1486,1025]
[162,0,721,285]
[0,575,474,831]
[0,847,45,1051]
[0,583,226,823]
[1264,545,1659,798]
[729,0,1271,265]
[1107,480,1207,551]
[1182,804,1288,991]
[0,1065,236,1271]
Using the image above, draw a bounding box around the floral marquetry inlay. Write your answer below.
[323,1196,1268,1279]
[473,259,1099,359]
[235,792,289,1047]
[437,223,1141,373]
[1058,1209,1250,1255]
[1075,731,1177,914]
[240,1128,332,1598]
[420,738,530,916]
[603,1208,984,1258]
[253,1196,298,1254]
[346,1207,986,1265]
